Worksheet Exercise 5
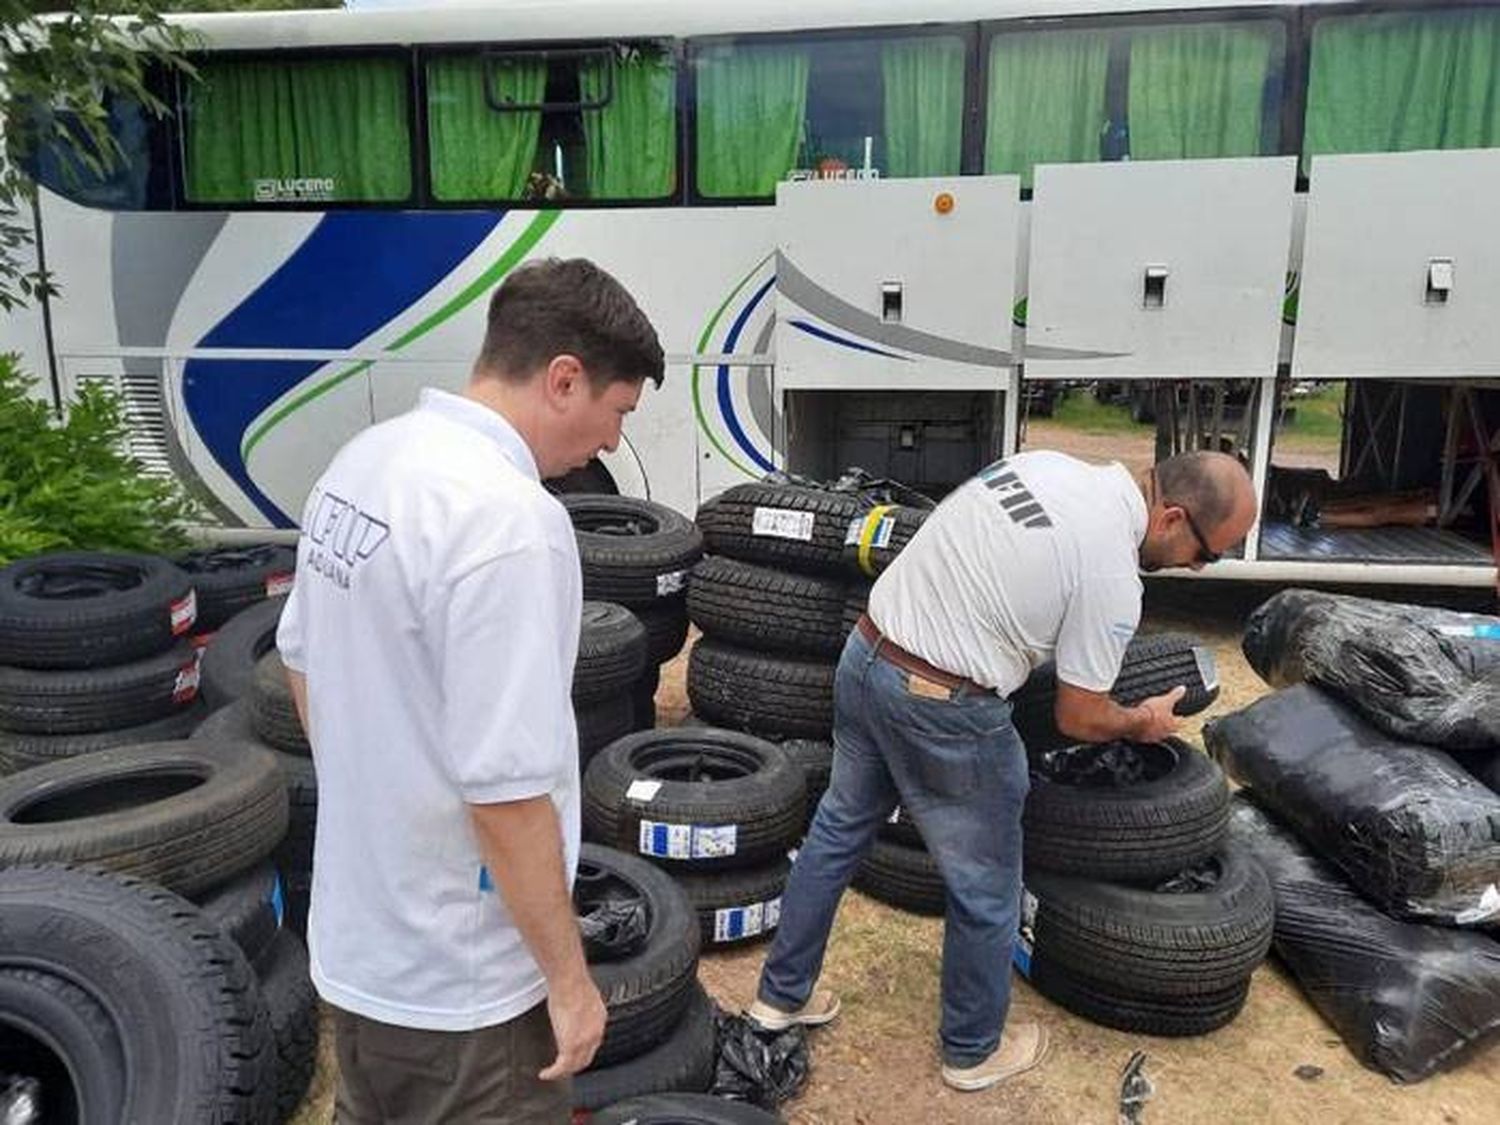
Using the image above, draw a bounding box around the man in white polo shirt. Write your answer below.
[276,258,663,1121]
[748,450,1257,1092]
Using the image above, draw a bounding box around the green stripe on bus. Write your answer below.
[240,209,560,463]
[690,253,773,479]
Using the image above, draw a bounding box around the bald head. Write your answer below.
[1141,451,1258,571]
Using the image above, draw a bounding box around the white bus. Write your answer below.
[13,0,1500,585]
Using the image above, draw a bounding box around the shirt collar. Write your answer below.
[418,388,540,482]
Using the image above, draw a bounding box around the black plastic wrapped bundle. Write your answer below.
[1228,795,1500,1083]
[1242,589,1500,750]
[1205,684,1500,926]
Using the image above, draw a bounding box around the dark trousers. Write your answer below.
[332,1000,570,1124]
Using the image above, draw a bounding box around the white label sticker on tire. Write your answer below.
[656,569,687,597]
[751,507,815,542]
[625,779,663,803]
[173,656,202,703]
[713,895,783,943]
[1192,646,1219,694]
[170,589,198,635]
[637,820,737,860]
[265,572,295,598]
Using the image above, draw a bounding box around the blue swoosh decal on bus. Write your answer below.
[788,319,911,361]
[183,211,503,526]
[717,277,776,473]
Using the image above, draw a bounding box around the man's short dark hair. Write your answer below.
[1156,451,1238,530]
[477,258,664,390]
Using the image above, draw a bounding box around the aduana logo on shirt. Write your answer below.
[303,490,389,590]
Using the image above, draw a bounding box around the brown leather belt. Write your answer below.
[856,614,988,696]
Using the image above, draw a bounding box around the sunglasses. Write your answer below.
[1181,506,1221,565]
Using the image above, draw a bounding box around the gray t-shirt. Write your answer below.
[868,450,1148,696]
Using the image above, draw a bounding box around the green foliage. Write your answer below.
[0,355,200,564]
[1281,382,1344,442]
[1052,388,1151,434]
[159,1,343,10]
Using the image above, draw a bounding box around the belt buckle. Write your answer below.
[906,672,953,701]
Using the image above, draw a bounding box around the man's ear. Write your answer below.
[544,355,586,404]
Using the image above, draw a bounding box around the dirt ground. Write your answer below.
[289,580,1500,1124]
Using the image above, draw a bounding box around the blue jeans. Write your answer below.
[757,627,1030,1068]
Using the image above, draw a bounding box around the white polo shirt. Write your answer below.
[868,450,1148,697]
[277,388,582,1031]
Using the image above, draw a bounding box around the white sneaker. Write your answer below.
[941,1022,1049,1091]
[744,988,842,1032]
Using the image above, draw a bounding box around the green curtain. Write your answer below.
[1127,22,1280,160]
[882,38,965,177]
[1305,9,1500,164]
[579,50,677,199]
[985,29,1111,188]
[186,58,410,203]
[696,46,809,197]
[427,56,545,201]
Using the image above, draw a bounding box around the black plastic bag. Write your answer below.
[1242,589,1500,750]
[711,1005,809,1109]
[577,899,649,962]
[1205,684,1500,926]
[1228,795,1500,1083]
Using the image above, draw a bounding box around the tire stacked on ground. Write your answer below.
[583,728,805,951]
[575,602,650,766]
[177,543,296,636]
[0,552,206,777]
[562,495,704,733]
[574,844,717,1111]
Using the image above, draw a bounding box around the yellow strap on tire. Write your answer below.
[856,505,896,578]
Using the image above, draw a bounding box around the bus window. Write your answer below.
[693,32,967,200]
[30,92,156,210]
[987,19,1283,187]
[1304,7,1500,169]
[183,55,412,205]
[426,44,677,203]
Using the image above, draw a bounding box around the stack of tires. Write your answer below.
[0,552,206,777]
[583,728,805,951]
[562,495,704,732]
[573,844,716,1111]
[0,738,316,1120]
[689,479,932,823]
[176,543,296,640]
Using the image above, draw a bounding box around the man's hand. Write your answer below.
[1129,685,1187,742]
[538,974,607,1080]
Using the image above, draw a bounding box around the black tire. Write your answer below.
[281,867,313,941]
[853,838,945,916]
[576,602,650,705]
[592,1093,782,1124]
[0,551,197,670]
[0,739,290,896]
[696,481,865,575]
[578,844,702,1069]
[780,739,833,828]
[0,697,205,775]
[256,929,318,1123]
[1023,739,1230,882]
[0,864,275,1123]
[687,556,850,656]
[583,729,805,872]
[251,650,309,755]
[1011,633,1220,756]
[0,967,127,1117]
[561,495,704,606]
[200,595,284,711]
[1023,846,1274,998]
[574,982,716,1112]
[687,639,835,741]
[635,600,691,667]
[0,640,202,735]
[878,805,925,849]
[676,857,791,947]
[633,666,661,734]
[1027,955,1249,1037]
[579,696,639,766]
[194,860,280,965]
[839,503,930,580]
[176,543,296,633]
[193,701,318,885]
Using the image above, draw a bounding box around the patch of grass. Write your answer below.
[1049,389,1151,434]
[1281,382,1344,441]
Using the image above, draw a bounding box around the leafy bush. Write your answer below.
[0,355,200,564]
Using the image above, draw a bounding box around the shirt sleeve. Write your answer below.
[439,545,578,804]
[275,563,307,673]
[1054,572,1143,693]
